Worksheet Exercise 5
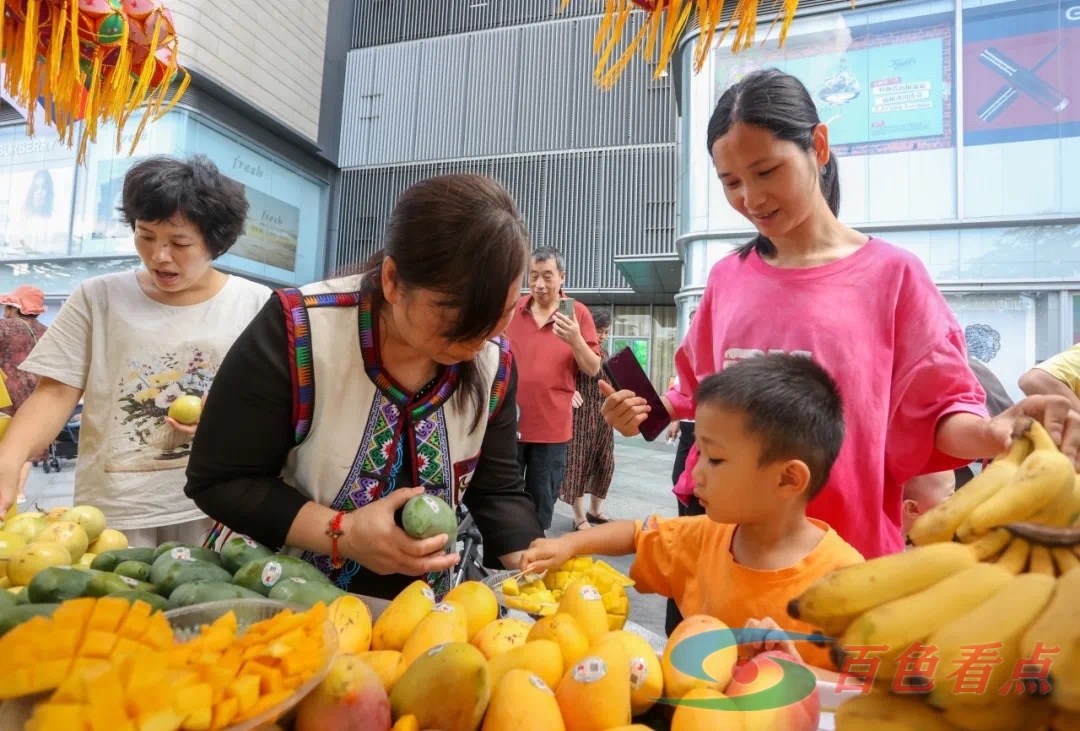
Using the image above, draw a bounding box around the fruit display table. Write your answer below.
[358,593,843,731]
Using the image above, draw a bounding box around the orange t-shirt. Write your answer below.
[631,515,864,670]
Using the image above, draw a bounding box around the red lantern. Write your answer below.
[1,0,190,163]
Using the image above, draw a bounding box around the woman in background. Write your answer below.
[560,310,616,530]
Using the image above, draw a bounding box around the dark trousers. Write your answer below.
[517,442,568,531]
[666,421,703,636]
[672,421,695,485]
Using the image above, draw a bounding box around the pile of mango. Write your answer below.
[0,595,333,731]
[1,518,352,637]
[499,556,632,630]
[307,571,757,731]
[304,574,662,731]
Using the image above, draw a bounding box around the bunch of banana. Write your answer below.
[794,416,1080,730]
[799,550,1080,729]
[906,417,1080,580]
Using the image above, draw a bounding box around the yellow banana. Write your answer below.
[909,437,1031,546]
[1024,566,1080,714]
[1055,548,1080,575]
[1050,632,1080,713]
[1030,544,1057,576]
[1030,474,1080,528]
[926,572,1058,710]
[993,538,1031,575]
[1023,566,1079,671]
[839,563,1015,681]
[788,542,979,637]
[958,420,1074,541]
[968,529,1013,561]
[833,691,959,731]
[942,694,1053,731]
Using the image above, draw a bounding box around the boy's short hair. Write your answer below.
[695,353,845,498]
[119,154,250,259]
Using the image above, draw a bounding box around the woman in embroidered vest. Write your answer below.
[185,174,545,600]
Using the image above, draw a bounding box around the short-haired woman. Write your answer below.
[0,155,272,546]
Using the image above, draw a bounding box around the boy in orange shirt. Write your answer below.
[519,353,864,677]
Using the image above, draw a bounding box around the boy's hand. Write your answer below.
[519,537,574,575]
[744,617,804,664]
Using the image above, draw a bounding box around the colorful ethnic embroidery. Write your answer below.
[269,289,514,599]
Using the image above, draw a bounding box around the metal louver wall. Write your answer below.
[336,145,676,293]
[352,0,604,49]
[340,12,675,168]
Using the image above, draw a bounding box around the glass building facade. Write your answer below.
[0,105,331,318]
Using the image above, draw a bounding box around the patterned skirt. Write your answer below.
[559,369,615,503]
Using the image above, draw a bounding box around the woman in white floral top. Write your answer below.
[0,155,271,547]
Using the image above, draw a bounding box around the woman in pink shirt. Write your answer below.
[602,68,1080,567]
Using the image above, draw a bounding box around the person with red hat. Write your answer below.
[0,285,49,412]
[0,284,49,503]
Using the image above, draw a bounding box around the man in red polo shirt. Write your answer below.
[506,247,601,532]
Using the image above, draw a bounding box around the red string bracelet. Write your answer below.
[326,511,347,569]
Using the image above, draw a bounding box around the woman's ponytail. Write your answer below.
[820,152,840,217]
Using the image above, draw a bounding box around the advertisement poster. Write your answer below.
[784,39,945,145]
[962,0,1080,146]
[231,185,299,272]
[715,15,952,154]
[0,166,75,258]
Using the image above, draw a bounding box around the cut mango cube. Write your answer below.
[209,697,238,731]
[87,597,130,634]
[117,601,153,640]
[179,707,211,731]
[228,675,260,712]
[80,630,119,658]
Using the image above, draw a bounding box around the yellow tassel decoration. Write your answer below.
[0,0,190,165]
[571,0,857,86]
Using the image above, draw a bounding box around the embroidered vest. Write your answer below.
[206,276,512,599]
[278,276,514,596]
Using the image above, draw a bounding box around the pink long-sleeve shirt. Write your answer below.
[667,239,988,559]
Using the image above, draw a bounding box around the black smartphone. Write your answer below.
[602,347,671,442]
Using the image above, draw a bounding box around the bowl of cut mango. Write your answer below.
[484,556,635,630]
[0,595,336,731]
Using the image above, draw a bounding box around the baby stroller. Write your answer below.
[35,403,82,474]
